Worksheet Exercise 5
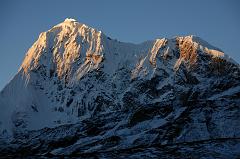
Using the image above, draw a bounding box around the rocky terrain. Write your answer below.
[0,18,239,158]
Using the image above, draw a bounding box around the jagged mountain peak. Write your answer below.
[175,35,237,63]
[1,19,239,145]
[19,18,237,79]
[20,18,104,79]
[0,19,240,158]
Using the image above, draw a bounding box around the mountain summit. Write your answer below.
[0,19,240,158]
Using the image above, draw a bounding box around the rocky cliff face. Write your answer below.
[0,18,240,158]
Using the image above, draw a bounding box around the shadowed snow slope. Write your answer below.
[0,19,240,158]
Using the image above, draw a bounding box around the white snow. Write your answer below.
[0,18,239,140]
[64,18,77,22]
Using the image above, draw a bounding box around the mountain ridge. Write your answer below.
[0,18,239,158]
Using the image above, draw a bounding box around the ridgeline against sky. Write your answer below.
[0,0,239,90]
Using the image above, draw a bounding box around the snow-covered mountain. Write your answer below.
[0,18,240,158]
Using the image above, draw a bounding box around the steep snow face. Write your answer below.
[20,18,104,81]
[0,18,239,145]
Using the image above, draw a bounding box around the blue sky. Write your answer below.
[0,0,239,90]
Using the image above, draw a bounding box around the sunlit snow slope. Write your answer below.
[0,19,239,157]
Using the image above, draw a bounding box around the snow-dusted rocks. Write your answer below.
[0,19,240,158]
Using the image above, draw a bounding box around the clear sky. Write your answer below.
[0,0,239,90]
